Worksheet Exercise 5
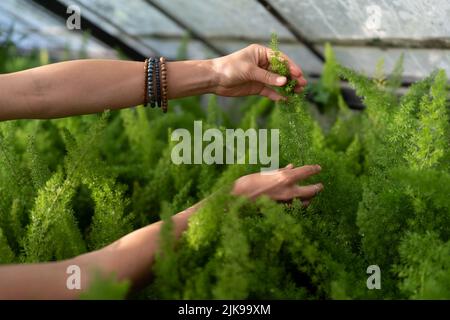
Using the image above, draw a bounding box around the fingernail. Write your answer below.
[316,165,322,171]
[315,183,323,192]
[276,76,287,85]
[292,69,301,77]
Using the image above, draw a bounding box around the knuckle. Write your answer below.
[304,165,318,174]
[248,44,263,56]
[252,44,268,62]
[264,70,273,83]
[282,195,293,202]
[280,171,291,184]
[298,186,308,195]
[315,183,324,192]
[242,63,253,77]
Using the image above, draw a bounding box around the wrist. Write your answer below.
[166,59,219,99]
[202,58,221,95]
[209,57,230,95]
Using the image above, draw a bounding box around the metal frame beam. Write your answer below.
[132,34,450,51]
[31,0,148,60]
[143,0,227,57]
[313,37,450,50]
[256,0,324,62]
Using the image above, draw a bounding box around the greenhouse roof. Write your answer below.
[1,0,450,80]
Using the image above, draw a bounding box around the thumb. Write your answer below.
[252,67,287,87]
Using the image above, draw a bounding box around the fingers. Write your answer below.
[251,44,307,88]
[262,45,306,86]
[252,67,287,87]
[277,163,294,172]
[286,164,322,183]
[293,183,323,199]
[277,54,307,87]
[253,67,305,100]
[262,46,303,77]
[281,182,322,207]
[301,199,310,208]
[260,86,286,101]
[295,78,308,88]
[283,163,294,170]
[281,164,323,204]
[279,52,303,79]
[294,86,305,94]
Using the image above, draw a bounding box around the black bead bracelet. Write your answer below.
[144,56,168,112]
[147,58,156,108]
[155,59,162,108]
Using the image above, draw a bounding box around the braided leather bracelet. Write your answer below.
[160,57,168,113]
[144,56,168,112]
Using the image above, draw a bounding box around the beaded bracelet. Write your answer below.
[144,56,168,112]
[148,58,156,108]
[155,59,162,109]
[143,58,149,106]
[160,57,168,113]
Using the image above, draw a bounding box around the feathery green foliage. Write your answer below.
[79,273,130,300]
[1,34,449,299]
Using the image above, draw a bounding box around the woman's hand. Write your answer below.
[0,44,307,120]
[232,164,323,206]
[211,44,308,101]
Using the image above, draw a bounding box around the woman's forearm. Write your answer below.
[0,163,322,299]
[0,202,201,299]
[0,44,308,121]
[74,202,203,291]
[0,59,217,121]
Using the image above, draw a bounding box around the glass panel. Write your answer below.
[321,46,450,78]
[4,0,448,79]
[281,44,324,76]
[0,0,115,58]
[59,0,211,57]
[141,38,215,60]
[59,0,184,36]
[151,0,294,39]
[271,0,450,39]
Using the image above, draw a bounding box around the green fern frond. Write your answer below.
[23,171,86,262]
[87,179,132,250]
[405,70,449,170]
[0,227,15,263]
